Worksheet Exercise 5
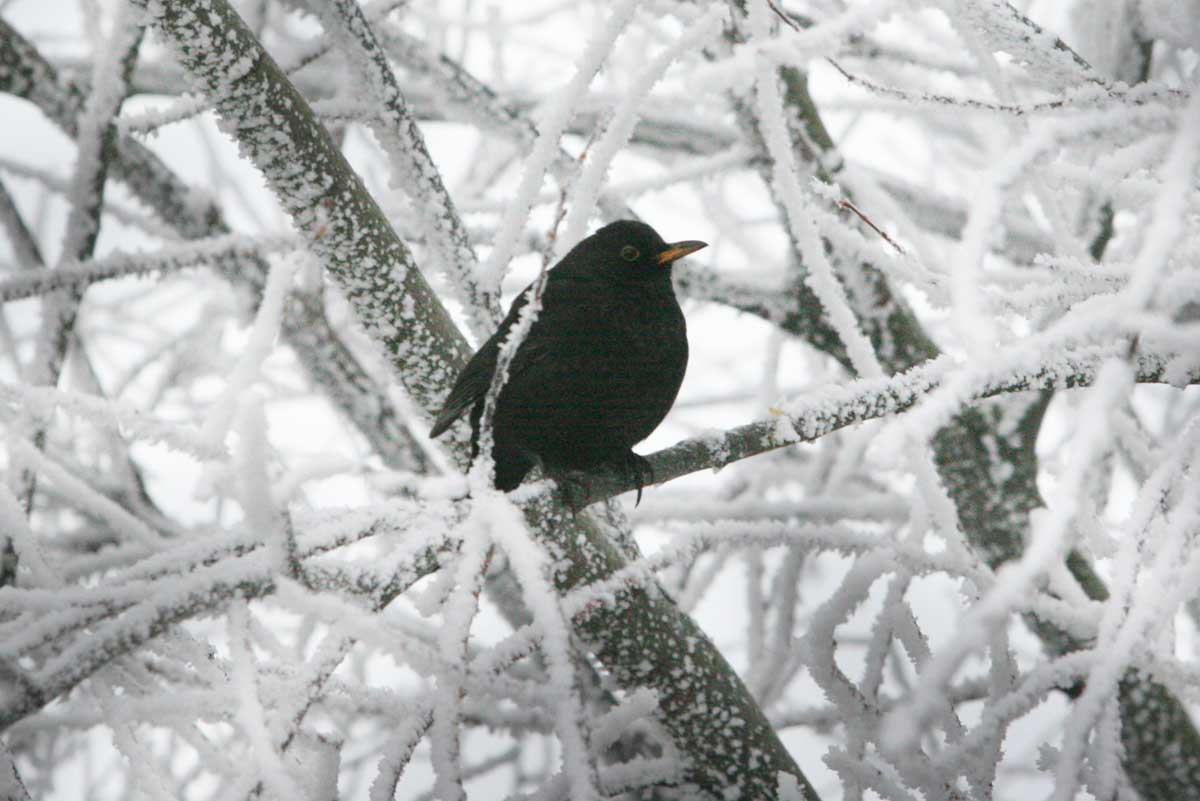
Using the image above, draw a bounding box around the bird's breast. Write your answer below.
[496,282,688,453]
[596,288,685,358]
[586,290,688,427]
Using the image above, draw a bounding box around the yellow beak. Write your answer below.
[655,240,708,265]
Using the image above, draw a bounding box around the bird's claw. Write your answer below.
[623,452,655,507]
[549,454,656,510]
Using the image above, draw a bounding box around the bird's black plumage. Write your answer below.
[430,220,705,502]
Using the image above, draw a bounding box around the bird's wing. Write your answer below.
[428,285,561,437]
[428,336,500,438]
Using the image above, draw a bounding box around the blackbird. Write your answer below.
[429,220,706,503]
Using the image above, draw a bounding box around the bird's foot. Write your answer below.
[545,454,655,510]
[621,452,655,507]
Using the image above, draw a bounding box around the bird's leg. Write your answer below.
[548,469,589,513]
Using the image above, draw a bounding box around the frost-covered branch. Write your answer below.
[123,2,820,798]
[26,11,142,390]
[313,0,497,333]
[4,2,1199,799]
[0,16,433,472]
[714,4,1200,798]
[566,347,1194,508]
[134,0,471,415]
[0,502,445,729]
[0,235,300,302]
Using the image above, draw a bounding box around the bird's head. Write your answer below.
[559,220,707,283]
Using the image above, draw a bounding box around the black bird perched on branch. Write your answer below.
[429,220,706,504]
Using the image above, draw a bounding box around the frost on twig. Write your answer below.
[3,1,1200,800]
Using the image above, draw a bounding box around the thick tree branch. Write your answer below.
[0,16,432,473]
[121,2,819,797]
[134,0,470,414]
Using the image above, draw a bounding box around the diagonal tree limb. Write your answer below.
[0,16,431,474]
[115,1,822,798]
[313,0,498,333]
[130,0,469,414]
[376,24,636,225]
[0,740,32,801]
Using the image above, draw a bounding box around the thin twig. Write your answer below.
[837,198,905,255]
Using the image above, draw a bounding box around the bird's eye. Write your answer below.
[621,245,640,262]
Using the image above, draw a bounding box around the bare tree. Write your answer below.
[1,1,1198,799]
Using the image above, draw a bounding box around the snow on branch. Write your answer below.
[135,0,472,414]
[0,234,300,302]
[569,345,1195,508]
[314,0,498,335]
[4,1,1200,800]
